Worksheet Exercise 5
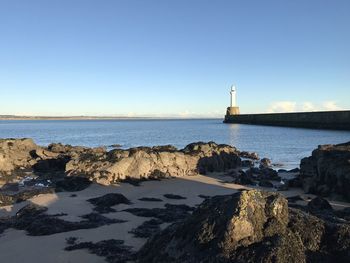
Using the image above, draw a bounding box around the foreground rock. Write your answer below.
[138,190,350,263]
[0,139,242,186]
[300,142,350,201]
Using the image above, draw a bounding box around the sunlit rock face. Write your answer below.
[0,139,241,185]
[65,141,242,185]
[138,190,350,263]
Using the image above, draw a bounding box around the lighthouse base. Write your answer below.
[226,107,240,116]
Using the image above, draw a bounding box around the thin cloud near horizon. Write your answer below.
[267,101,343,113]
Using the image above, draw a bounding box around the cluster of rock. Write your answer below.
[0,139,242,186]
[138,190,350,263]
[300,142,350,201]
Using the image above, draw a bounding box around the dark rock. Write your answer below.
[0,187,55,206]
[65,239,135,263]
[123,203,194,223]
[87,193,131,213]
[0,204,125,236]
[138,197,163,202]
[163,194,186,200]
[259,167,280,181]
[241,159,254,168]
[299,142,350,201]
[258,179,274,188]
[138,190,350,263]
[239,151,259,160]
[259,157,272,168]
[307,197,333,212]
[0,183,19,192]
[129,219,162,238]
[288,168,300,173]
[66,237,78,245]
[55,176,92,192]
[198,194,211,199]
[286,177,302,188]
[232,170,255,186]
[109,144,122,148]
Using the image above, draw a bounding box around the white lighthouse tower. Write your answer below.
[230,85,237,107]
[226,84,240,116]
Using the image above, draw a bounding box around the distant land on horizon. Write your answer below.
[0,115,222,120]
[1,110,349,121]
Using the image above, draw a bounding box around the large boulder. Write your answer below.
[0,139,39,179]
[65,142,241,185]
[300,142,350,201]
[138,190,350,263]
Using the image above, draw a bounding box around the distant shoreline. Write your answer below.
[0,116,220,121]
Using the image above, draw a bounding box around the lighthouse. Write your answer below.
[230,85,237,107]
[226,84,240,116]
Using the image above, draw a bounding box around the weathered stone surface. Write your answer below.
[0,139,242,186]
[0,138,39,178]
[65,141,241,185]
[300,142,350,201]
[138,190,350,263]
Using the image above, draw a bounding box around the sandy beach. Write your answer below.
[0,171,348,263]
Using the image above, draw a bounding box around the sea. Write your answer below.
[0,119,349,170]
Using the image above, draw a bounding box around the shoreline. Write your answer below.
[0,138,349,262]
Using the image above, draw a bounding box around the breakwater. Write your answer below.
[224,110,350,130]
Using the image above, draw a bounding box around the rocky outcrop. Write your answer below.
[0,139,39,179]
[64,141,241,185]
[300,142,350,201]
[138,190,350,263]
[0,139,241,186]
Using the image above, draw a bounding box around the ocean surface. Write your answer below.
[1,119,349,169]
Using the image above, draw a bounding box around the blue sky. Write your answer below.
[0,0,349,117]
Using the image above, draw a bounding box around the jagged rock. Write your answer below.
[0,138,39,178]
[300,142,350,201]
[1,139,241,186]
[138,190,350,263]
[66,141,241,185]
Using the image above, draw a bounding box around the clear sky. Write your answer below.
[0,0,349,117]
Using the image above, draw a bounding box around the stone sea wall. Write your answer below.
[224,110,350,130]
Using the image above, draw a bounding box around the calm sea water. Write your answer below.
[0,119,349,169]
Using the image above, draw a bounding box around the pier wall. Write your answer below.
[224,110,350,130]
